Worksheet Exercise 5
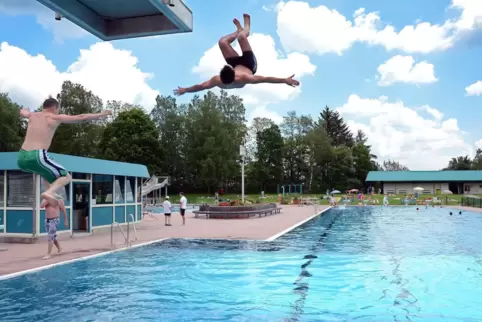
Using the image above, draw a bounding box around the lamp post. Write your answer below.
[240,145,246,203]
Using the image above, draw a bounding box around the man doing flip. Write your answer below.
[174,14,299,95]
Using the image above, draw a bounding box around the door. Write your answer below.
[72,182,90,233]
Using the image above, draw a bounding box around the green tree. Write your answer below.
[352,130,377,186]
[50,81,105,157]
[318,106,354,147]
[0,93,25,152]
[381,159,410,171]
[444,156,472,170]
[99,108,161,174]
[254,124,284,191]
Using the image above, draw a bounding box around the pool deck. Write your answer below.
[0,205,328,277]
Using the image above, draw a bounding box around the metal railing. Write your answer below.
[110,213,138,249]
[461,196,482,208]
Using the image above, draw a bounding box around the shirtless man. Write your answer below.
[173,14,299,96]
[41,197,68,259]
[18,98,111,206]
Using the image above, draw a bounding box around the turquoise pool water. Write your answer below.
[144,205,197,213]
[1,206,482,321]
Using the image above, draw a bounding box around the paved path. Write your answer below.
[0,205,328,277]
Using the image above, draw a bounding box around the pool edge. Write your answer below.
[0,206,332,281]
[264,206,332,241]
[0,237,171,281]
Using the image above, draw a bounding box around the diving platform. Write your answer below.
[36,0,193,40]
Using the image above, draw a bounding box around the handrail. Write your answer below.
[110,222,128,249]
[110,214,138,249]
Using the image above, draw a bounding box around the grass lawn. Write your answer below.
[158,193,479,206]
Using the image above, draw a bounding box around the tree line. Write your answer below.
[1,80,411,194]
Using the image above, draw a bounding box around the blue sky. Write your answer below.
[0,0,481,169]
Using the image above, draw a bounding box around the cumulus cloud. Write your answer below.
[275,0,482,55]
[0,0,87,42]
[193,33,316,106]
[0,42,159,110]
[377,55,438,86]
[336,95,474,170]
[248,105,284,125]
[465,80,482,96]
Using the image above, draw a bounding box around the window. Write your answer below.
[72,173,89,180]
[7,171,34,207]
[92,175,113,205]
[465,185,471,192]
[40,179,70,206]
[126,177,135,203]
[114,176,125,204]
[0,172,4,208]
[137,177,142,203]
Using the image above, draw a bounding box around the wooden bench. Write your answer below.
[193,205,281,219]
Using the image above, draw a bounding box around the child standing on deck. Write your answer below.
[41,197,68,260]
[17,98,111,206]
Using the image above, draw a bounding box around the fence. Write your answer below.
[461,196,482,208]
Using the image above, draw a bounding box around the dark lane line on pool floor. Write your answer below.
[285,210,343,322]
[375,220,420,322]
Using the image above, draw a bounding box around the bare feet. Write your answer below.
[243,14,251,32]
[233,18,243,33]
[41,192,59,207]
[42,254,52,260]
[57,248,62,254]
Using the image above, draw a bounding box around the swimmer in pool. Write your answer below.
[173,14,299,96]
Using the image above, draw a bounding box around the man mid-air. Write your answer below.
[174,14,299,96]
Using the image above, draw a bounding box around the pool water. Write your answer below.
[2,206,482,321]
[144,205,197,213]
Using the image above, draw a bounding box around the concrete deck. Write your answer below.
[0,205,328,277]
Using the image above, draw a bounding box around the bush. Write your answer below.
[280,198,290,205]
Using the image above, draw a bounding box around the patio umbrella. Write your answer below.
[442,190,453,194]
[331,190,341,194]
[413,187,424,191]
[348,189,359,193]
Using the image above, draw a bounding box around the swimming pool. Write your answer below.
[144,205,198,213]
[1,206,482,321]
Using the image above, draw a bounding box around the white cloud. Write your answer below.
[0,0,87,42]
[275,0,482,55]
[377,55,438,86]
[336,94,474,170]
[248,105,283,125]
[192,33,316,106]
[465,80,482,96]
[475,139,482,149]
[0,42,158,110]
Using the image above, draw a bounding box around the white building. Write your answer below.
[366,171,482,195]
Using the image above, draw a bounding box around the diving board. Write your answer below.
[36,0,193,40]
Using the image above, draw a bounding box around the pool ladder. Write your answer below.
[110,214,138,249]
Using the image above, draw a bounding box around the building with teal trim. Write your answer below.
[366,171,482,195]
[0,152,149,242]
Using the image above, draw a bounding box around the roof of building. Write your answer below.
[0,152,150,178]
[37,0,193,41]
[366,170,482,182]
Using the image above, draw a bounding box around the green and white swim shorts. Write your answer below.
[17,149,68,184]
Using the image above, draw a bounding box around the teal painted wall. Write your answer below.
[92,207,113,227]
[6,210,33,234]
[115,206,125,223]
[40,208,71,233]
[126,206,136,222]
[137,205,142,221]
[0,210,4,232]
